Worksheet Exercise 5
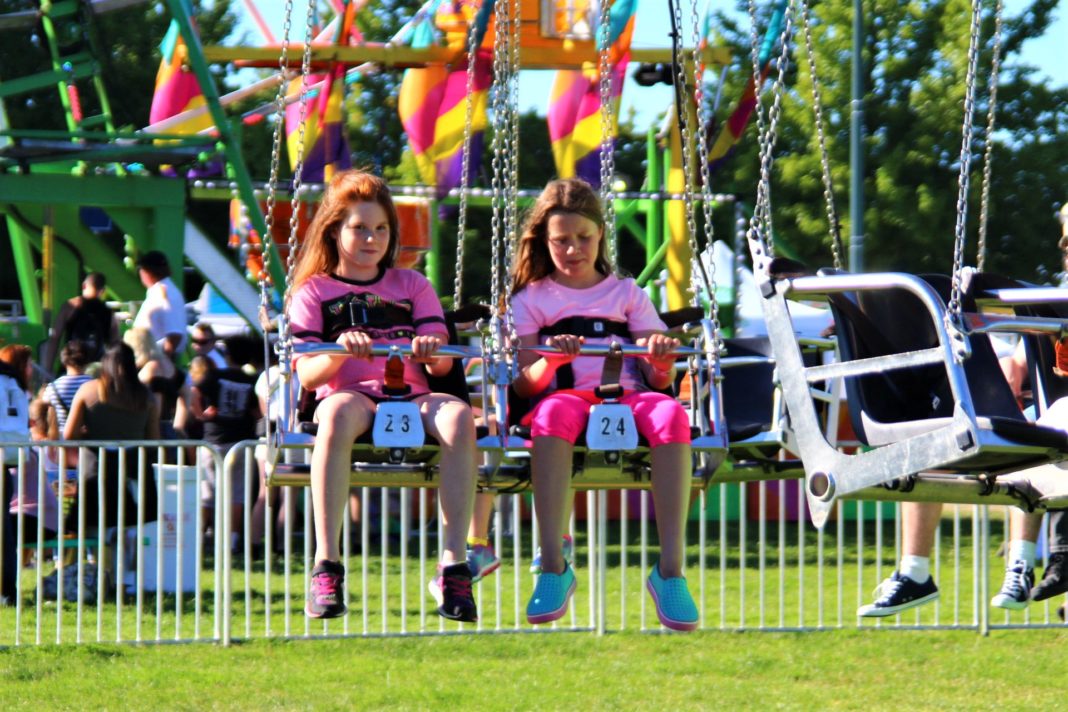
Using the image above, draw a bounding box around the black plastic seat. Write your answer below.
[827,274,1068,471]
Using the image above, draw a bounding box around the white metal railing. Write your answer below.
[3,440,1066,648]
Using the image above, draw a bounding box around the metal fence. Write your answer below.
[2,441,1065,648]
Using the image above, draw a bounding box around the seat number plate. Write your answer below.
[373,401,424,448]
[586,403,638,451]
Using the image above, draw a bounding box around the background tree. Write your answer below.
[711,0,1068,281]
[0,0,238,131]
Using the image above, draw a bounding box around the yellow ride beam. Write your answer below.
[201,44,731,70]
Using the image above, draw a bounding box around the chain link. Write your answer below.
[281,0,317,350]
[452,5,483,307]
[489,0,518,364]
[501,0,522,354]
[798,0,844,271]
[745,0,795,267]
[597,0,617,267]
[976,0,1004,273]
[259,0,296,322]
[688,0,723,353]
[945,0,983,337]
[670,0,701,302]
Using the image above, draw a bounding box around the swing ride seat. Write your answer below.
[707,336,810,484]
[755,267,1068,527]
[267,306,516,489]
[497,309,728,491]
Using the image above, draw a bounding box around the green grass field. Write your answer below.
[3,628,1067,709]
[4,498,1067,708]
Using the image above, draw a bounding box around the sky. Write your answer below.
[235,0,1067,132]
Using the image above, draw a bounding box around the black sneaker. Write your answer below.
[1031,552,1068,602]
[305,560,347,619]
[857,571,939,617]
[430,562,478,623]
[991,559,1035,610]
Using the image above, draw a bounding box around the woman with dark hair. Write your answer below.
[64,342,160,530]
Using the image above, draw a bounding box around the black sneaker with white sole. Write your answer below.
[1031,552,1068,602]
[991,559,1034,610]
[857,571,939,618]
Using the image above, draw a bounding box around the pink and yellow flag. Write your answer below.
[398,1,492,203]
[150,20,212,135]
[546,0,638,187]
[285,69,352,184]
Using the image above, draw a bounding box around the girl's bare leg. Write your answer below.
[419,394,477,565]
[311,392,375,563]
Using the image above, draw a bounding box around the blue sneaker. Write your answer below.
[467,543,500,583]
[646,563,698,632]
[529,534,573,574]
[526,564,577,625]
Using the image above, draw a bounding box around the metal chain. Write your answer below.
[745,0,795,266]
[689,0,722,352]
[501,0,522,353]
[259,0,296,317]
[488,0,512,362]
[747,0,769,238]
[281,0,317,350]
[976,0,1004,273]
[945,0,983,334]
[597,0,618,267]
[799,0,845,270]
[670,0,702,302]
[452,5,483,307]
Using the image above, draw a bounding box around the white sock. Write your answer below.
[1007,539,1037,569]
[899,555,930,583]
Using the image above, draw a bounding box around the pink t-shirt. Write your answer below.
[511,274,665,392]
[290,268,448,399]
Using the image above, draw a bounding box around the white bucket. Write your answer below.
[123,464,199,593]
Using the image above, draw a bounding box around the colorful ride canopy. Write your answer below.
[398,0,493,204]
[546,0,637,188]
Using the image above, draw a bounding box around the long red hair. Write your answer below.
[291,170,401,290]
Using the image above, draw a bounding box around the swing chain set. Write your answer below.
[745,0,795,276]
[944,0,985,361]
[976,0,1005,274]
[797,0,844,272]
[597,0,618,266]
[452,1,485,307]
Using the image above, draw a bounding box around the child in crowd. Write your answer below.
[510,178,697,631]
[189,338,260,551]
[289,170,478,622]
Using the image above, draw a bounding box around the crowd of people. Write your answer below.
[3,172,1068,629]
[0,253,280,604]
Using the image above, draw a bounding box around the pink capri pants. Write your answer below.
[528,391,691,448]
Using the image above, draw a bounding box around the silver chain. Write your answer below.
[259,0,295,322]
[671,0,702,302]
[747,0,770,248]
[976,0,1004,273]
[489,0,519,362]
[502,0,522,353]
[689,0,722,352]
[281,0,317,349]
[597,0,617,267]
[452,9,482,307]
[745,0,795,266]
[946,0,983,335]
[798,0,844,270]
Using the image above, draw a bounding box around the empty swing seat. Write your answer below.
[827,273,1068,474]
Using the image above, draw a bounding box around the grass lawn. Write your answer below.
[2,627,1066,709]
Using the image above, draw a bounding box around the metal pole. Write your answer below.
[849,0,865,272]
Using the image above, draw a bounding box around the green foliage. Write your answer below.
[712,0,1068,280]
[0,0,238,132]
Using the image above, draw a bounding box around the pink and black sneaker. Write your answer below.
[305,560,347,619]
[429,562,478,622]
